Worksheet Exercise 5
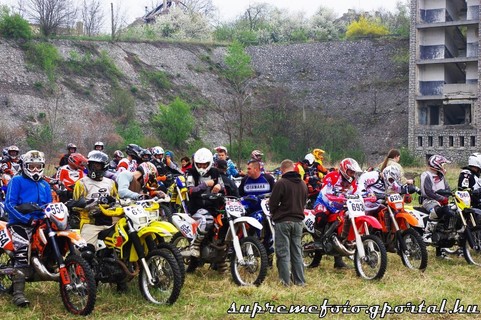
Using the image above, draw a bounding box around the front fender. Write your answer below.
[233,216,263,230]
[57,230,88,248]
[396,211,419,228]
[137,223,175,239]
[354,215,382,230]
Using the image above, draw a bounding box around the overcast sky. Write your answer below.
[2,0,402,24]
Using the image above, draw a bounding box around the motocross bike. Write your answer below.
[372,192,428,271]
[167,175,189,215]
[302,194,388,280]
[407,189,481,266]
[70,197,183,305]
[0,202,96,315]
[171,193,269,286]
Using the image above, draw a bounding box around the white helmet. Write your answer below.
[468,153,481,170]
[382,165,402,193]
[152,146,164,156]
[304,153,315,166]
[194,148,213,176]
[22,150,45,181]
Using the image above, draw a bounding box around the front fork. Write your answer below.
[387,207,407,253]
[127,220,155,285]
[230,218,246,264]
[44,222,71,286]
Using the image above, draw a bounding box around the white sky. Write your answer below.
[2,0,402,24]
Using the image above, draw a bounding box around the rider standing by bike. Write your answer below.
[1,145,22,176]
[420,155,454,259]
[55,153,88,202]
[312,158,363,269]
[5,150,52,307]
[458,153,481,206]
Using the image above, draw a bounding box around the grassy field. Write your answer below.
[1,164,478,319]
[0,251,480,320]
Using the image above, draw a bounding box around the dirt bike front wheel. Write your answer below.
[354,235,388,280]
[139,249,183,305]
[399,228,428,271]
[231,236,268,286]
[156,240,186,284]
[60,254,97,316]
[463,227,481,266]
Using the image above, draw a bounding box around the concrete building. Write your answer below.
[408,0,480,163]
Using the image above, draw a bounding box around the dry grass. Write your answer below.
[0,251,480,319]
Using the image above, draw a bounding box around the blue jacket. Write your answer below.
[5,175,52,225]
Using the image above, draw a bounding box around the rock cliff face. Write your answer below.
[0,38,408,164]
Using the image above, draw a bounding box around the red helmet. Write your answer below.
[68,153,88,170]
[339,158,362,183]
[428,155,450,176]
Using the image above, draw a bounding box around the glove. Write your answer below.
[439,197,449,206]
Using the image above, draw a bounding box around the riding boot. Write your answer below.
[12,269,29,307]
[189,233,205,258]
[333,256,348,269]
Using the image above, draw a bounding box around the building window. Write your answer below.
[418,136,423,147]
[471,136,476,147]
[428,136,433,147]
[439,136,443,147]
[460,136,465,147]
[444,104,471,125]
[449,136,454,147]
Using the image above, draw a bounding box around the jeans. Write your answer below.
[274,221,305,286]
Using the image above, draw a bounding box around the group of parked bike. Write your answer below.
[1,143,481,315]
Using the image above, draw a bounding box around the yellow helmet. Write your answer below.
[312,148,325,161]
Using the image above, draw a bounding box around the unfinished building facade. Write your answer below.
[408,0,481,163]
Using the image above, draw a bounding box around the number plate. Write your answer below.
[261,199,270,216]
[346,198,365,218]
[46,202,68,216]
[388,193,403,203]
[225,200,245,215]
[456,190,471,207]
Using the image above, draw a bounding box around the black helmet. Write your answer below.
[87,151,109,181]
[125,144,142,162]
[140,148,152,162]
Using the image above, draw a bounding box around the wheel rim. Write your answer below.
[141,254,176,304]
[401,233,423,269]
[355,238,383,280]
[62,259,94,314]
[232,240,262,285]
[173,235,191,266]
[0,250,13,293]
[301,232,316,267]
[464,229,481,266]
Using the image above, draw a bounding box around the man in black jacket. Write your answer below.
[269,159,308,286]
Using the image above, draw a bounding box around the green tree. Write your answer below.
[151,97,195,149]
[345,16,389,39]
[0,6,32,40]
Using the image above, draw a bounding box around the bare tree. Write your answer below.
[81,0,104,36]
[26,0,77,36]
[110,0,128,40]
[181,0,216,18]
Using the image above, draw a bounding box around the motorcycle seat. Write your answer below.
[98,224,116,240]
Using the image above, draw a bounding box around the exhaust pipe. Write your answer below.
[332,236,355,256]
[31,257,59,281]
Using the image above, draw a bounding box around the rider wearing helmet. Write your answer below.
[117,144,141,173]
[139,148,152,163]
[94,141,104,151]
[109,150,124,171]
[56,153,88,202]
[458,153,481,194]
[1,145,21,176]
[420,154,454,258]
[311,148,329,179]
[117,161,163,200]
[312,158,363,269]
[59,143,77,167]
[5,150,52,307]
[186,148,225,258]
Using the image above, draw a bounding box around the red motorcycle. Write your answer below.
[302,194,388,280]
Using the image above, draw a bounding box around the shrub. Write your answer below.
[24,42,61,83]
[105,88,135,125]
[141,70,171,90]
[0,7,32,40]
[346,16,389,39]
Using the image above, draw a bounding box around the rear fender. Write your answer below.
[0,221,14,251]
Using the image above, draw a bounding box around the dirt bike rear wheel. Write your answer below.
[463,226,481,266]
[156,240,186,284]
[60,254,97,316]
[354,235,387,280]
[139,249,182,305]
[301,231,322,268]
[0,249,13,294]
[399,228,428,271]
[230,236,268,286]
